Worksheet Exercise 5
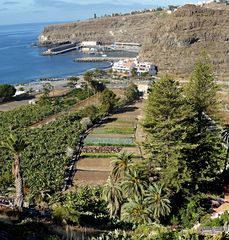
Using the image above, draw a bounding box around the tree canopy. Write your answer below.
[185,52,218,118]
[99,89,117,115]
[0,84,16,102]
[144,75,194,193]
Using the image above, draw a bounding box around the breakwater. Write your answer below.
[42,43,80,55]
[75,57,134,63]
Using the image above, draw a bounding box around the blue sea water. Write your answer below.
[0,22,112,84]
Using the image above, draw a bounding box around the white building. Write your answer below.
[134,60,157,76]
[112,58,157,77]
[112,59,136,76]
[14,90,26,97]
[81,41,98,47]
[136,82,150,99]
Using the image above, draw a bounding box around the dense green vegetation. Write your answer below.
[0,73,129,205]
[0,110,82,198]
[141,54,226,227]
[0,85,96,199]
[90,54,228,239]
[0,60,228,239]
[0,85,93,132]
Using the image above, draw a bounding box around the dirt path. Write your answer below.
[134,100,148,159]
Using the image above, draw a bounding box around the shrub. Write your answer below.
[79,105,100,122]
[175,195,209,228]
[45,236,62,240]
[52,186,109,226]
[99,89,117,115]
[202,212,229,227]
[52,203,80,225]
[124,83,139,103]
[90,230,131,240]
[0,84,16,102]
[80,117,93,130]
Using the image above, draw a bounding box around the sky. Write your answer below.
[0,0,201,25]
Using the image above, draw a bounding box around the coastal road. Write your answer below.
[0,99,36,112]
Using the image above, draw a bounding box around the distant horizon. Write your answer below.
[0,20,69,27]
[0,0,202,26]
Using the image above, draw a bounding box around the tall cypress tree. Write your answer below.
[144,75,195,193]
[184,53,224,192]
[185,52,218,122]
[144,54,224,196]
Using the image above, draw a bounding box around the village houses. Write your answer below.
[112,58,157,77]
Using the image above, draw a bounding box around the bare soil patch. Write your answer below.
[220,111,229,124]
[121,147,141,156]
[77,158,112,171]
[100,121,135,128]
[0,98,36,112]
[74,170,110,186]
[88,133,133,139]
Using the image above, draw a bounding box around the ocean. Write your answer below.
[0,22,116,85]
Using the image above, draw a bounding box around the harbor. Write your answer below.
[42,41,141,56]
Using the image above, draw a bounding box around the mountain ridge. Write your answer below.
[38,3,229,78]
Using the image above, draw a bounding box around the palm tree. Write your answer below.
[121,168,146,198]
[121,196,151,225]
[83,71,93,83]
[0,134,28,211]
[83,71,96,99]
[111,152,133,179]
[145,183,171,220]
[103,176,123,218]
[83,71,93,89]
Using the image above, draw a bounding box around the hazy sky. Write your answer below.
[0,0,201,25]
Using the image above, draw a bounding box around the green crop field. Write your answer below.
[84,136,134,146]
[91,126,135,135]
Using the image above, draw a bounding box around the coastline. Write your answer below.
[14,62,113,94]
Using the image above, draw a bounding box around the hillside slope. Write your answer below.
[39,3,229,78]
[141,4,229,78]
[39,11,158,45]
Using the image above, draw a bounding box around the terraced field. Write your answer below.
[74,101,143,186]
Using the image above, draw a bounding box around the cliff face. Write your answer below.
[39,12,158,45]
[39,4,229,78]
[140,4,229,78]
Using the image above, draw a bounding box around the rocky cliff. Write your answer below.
[39,3,229,78]
[39,11,159,45]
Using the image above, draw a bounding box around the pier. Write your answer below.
[42,41,141,56]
